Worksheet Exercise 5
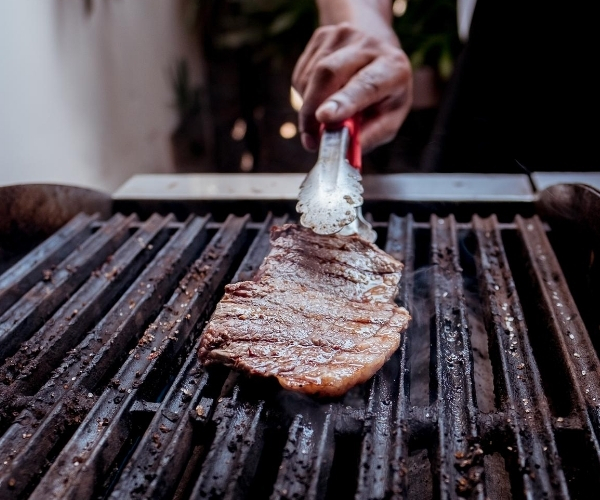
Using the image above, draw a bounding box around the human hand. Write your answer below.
[292,22,413,153]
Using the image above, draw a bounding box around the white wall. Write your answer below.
[0,0,203,193]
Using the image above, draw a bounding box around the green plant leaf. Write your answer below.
[410,49,425,69]
[438,47,454,81]
[269,11,299,36]
[215,28,265,49]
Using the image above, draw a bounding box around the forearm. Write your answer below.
[315,0,399,46]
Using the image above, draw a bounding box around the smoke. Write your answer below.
[403,228,496,412]
[459,227,496,413]
[405,265,433,407]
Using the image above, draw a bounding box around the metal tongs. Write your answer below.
[296,116,376,242]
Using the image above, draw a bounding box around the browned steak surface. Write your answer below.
[198,224,411,397]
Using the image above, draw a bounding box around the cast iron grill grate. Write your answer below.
[0,210,599,499]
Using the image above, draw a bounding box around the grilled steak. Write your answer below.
[198,224,411,397]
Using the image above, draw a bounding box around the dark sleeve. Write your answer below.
[421,0,600,173]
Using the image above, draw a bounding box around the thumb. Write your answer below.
[315,100,347,123]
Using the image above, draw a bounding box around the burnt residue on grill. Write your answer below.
[1,207,600,499]
[473,215,570,498]
[430,215,484,499]
[0,215,213,497]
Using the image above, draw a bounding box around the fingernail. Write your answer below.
[301,133,318,151]
[316,101,339,119]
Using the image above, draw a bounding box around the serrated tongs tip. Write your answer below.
[296,117,376,242]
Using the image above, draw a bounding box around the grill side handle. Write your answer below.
[0,183,112,253]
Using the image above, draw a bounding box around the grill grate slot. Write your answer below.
[407,225,432,409]
[1,210,600,499]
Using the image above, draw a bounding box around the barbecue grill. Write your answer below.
[1,173,600,499]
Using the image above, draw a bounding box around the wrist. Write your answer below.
[316,0,400,47]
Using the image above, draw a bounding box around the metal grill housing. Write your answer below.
[0,207,599,499]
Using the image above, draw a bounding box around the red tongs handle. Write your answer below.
[319,116,362,172]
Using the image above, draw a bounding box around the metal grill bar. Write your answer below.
[0,214,173,405]
[355,214,414,499]
[430,215,484,499]
[190,392,265,499]
[1,208,599,499]
[271,411,334,500]
[28,215,250,500]
[109,214,285,499]
[515,216,600,446]
[0,215,210,498]
[0,213,97,315]
[473,215,569,498]
[0,213,136,361]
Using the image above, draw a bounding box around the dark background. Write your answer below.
[171,0,463,175]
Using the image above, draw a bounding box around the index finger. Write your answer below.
[315,55,411,124]
[298,47,376,148]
